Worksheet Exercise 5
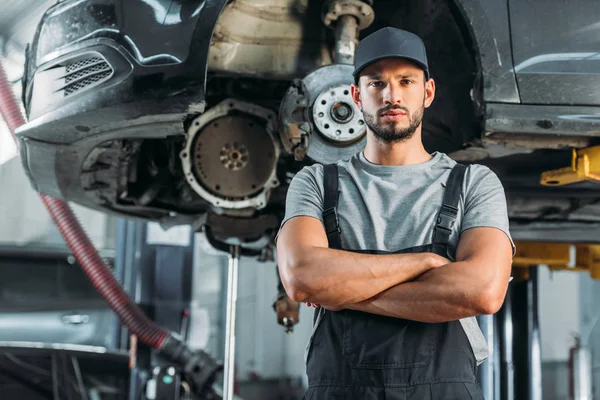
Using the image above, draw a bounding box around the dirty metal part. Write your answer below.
[205,212,280,247]
[322,0,374,64]
[312,84,365,143]
[294,134,309,161]
[483,135,590,150]
[279,64,366,164]
[482,133,591,155]
[273,295,300,333]
[278,81,311,161]
[80,140,120,205]
[450,136,592,162]
[321,0,375,30]
[181,99,280,210]
[541,146,600,186]
[485,103,600,139]
[513,241,600,280]
[208,0,332,79]
[333,15,359,64]
[305,65,366,163]
[504,197,600,222]
[190,115,275,199]
[510,222,600,244]
[447,147,492,162]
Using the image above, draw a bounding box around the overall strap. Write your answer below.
[432,163,468,251]
[315,164,341,326]
[322,164,342,250]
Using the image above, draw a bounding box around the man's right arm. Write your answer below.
[276,216,448,307]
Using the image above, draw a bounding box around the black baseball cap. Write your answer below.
[353,27,430,82]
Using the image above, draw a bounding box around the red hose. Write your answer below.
[0,61,170,349]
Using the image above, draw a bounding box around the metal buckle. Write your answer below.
[436,209,456,231]
[322,207,340,235]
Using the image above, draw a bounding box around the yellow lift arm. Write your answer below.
[513,241,600,280]
[541,146,600,186]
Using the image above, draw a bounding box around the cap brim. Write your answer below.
[353,55,430,80]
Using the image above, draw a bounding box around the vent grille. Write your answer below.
[66,57,104,73]
[62,56,113,97]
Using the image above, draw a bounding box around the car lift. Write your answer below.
[482,241,600,400]
[541,146,600,186]
[478,148,600,400]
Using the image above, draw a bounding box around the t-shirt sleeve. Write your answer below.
[461,165,515,255]
[275,164,325,243]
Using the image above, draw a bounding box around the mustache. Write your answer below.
[377,105,410,117]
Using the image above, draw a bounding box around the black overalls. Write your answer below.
[304,163,485,400]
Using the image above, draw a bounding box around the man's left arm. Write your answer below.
[343,226,513,322]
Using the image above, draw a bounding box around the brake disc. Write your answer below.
[280,64,367,164]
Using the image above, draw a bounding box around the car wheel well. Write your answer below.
[366,0,482,154]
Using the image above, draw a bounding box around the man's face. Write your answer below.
[351,58,435,143]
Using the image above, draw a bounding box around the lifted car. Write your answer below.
[15,0,600,254]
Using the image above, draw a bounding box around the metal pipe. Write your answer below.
[572,345,593,400]
[492,313,502,400]
[334,15,359,65]
[477,314,496,400]
[528,267,542,400]
[512,273,528,400]
[511,267,542,400]
[499,287,515,400]
[223,245,240,400]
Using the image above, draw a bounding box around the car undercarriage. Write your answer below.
[13,0,600,257]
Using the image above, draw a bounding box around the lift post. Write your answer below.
[223,245,240,400]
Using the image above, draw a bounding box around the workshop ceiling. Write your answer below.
[0,0,53,53]
[0,0,52,165]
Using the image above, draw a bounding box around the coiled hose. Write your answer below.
[0,61,221,398]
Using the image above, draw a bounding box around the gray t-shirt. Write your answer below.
[277,150,514,365]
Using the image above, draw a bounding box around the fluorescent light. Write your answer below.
[0,120,17,165]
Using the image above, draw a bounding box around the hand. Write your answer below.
[429,253,452,269]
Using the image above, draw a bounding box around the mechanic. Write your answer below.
[276,27,514,399]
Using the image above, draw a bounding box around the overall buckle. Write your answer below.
[436,205,458,231]
[322,207,340,235]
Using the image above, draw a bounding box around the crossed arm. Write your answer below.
[276,216,513,323]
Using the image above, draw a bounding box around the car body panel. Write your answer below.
[509,0,600,105]
[0,308,112,347]
[0,247,117,348]
[454,0,520,103]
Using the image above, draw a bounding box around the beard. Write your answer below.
[363,103,425,143]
